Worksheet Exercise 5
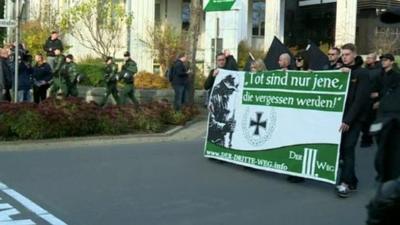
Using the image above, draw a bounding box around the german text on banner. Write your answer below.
[204,69,350,184]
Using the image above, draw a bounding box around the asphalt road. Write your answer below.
[0,128,377,225]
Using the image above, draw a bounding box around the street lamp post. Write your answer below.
[126,0,132,52]
[13,0,19,103]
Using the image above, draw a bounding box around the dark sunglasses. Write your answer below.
[296,58,303,61]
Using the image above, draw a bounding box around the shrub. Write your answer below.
[77,57,105,87]
[0,98,198,140]
[135,71,170,89]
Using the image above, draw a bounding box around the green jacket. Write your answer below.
[104,63,118,84]
[53,55,65,77]
[120,58,137,84]
[61,62,78,85]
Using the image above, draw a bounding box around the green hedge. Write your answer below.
[77,57,105,87]
[0,98,199,140]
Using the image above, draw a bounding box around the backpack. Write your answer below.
[166,62,175,82]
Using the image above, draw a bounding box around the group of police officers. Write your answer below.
[37,48,139,107]
[1,30,140,106]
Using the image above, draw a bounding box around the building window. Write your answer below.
[155,0,161,23]
[182,0,190,30]
[374,26,400,54]
[211,38,223,65]
[252,0,265,36]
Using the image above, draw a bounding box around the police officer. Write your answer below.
[119,51,138,106]
[100,56,120,106]
[49,49,65,97]
[61,54,79,97]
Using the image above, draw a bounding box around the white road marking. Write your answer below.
[0,182,67,225]
[0,203,35,225]
[0,221,36,225]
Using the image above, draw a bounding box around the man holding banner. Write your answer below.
[336,43,371,198]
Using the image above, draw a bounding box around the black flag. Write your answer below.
[305,41,330,70]
[243,52,256,72]
[263,36,295,70]
[381,8,400,23]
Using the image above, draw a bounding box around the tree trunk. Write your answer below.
[188,0,203,105]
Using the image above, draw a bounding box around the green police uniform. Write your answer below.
[100,62,120,106]
[62,62,79,97]
[49,54,66,97]
[120,58,138,105]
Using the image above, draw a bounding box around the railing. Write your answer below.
[358,0,400,9]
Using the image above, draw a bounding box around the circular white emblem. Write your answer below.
[241,107,277,147]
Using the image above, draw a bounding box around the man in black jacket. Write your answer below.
[32,54,52,103]
[324,47,342,70]
[204,53,227,107]
[336,43,371,198]
[170,52,189,111]
[0,48,8,101]
[374,54,400,104]
[204,53,227,91]
[0,48,12,102]
[361,53,382,147]
[43,31,64,71]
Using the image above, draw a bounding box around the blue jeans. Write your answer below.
[173,85,188,111]
[18,89,32,102]
[47,56,56,72]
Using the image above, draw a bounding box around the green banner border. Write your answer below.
[204,0,236,12]
[204,142,339,184]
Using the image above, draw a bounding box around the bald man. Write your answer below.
[278,53,291,70]
[365,53,381,88]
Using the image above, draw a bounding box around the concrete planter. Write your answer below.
[77,86,207,105]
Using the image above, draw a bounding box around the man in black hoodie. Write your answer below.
[374,54,400,102]
[170,52,189,111]
[361,53,382,147]
[0,48,12,102]
[43,31,64,71]
[336,43,371,198]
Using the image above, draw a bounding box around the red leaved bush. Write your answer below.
[0,98,199,140]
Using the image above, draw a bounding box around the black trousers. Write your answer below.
[339,122,362,186]
[33,84,49,104]
[4,88,11,102]
[361,108,377,144]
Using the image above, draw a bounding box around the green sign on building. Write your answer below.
[204,0,236,12]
